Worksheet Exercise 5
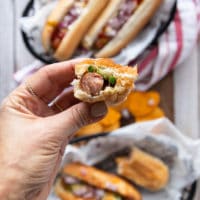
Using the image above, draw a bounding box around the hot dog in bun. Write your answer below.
[83,0,162,58]
[55,162,142,200]
[42,0,109,61]
[72,58,137,105]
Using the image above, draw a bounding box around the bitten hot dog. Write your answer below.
[72,58,137,105]
[55,162,142,200]
[82,0,162,58]
[42,0,109,61]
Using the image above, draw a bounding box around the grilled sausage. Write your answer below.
[80,72,104,96]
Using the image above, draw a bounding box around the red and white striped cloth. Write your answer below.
[14,0,200,91]
[134,0,200,90]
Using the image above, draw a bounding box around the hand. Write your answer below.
[0,60,107,200]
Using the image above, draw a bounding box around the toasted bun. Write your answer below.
[54,0,110,61]
[95,0,162,58]
[73,59,138,105]
[42,0,109,61]
[42,0,74,51]
[55,179,85,200]
[116,148,169,191]
[82,0,122,49]
[61,163,141,200]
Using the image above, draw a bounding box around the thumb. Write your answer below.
[46,101,107,138]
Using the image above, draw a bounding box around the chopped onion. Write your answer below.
[73,185,89,196]
[105,182,117,191]
[94,189,105,199]
[63,175,80,184]
[83,190,95,198]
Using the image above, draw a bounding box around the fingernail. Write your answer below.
[91,102,107,118]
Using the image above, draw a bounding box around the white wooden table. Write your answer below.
[0,0,199,199]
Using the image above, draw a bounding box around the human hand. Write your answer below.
[0,60,107,200]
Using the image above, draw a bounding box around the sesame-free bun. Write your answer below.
[82,0,122,49]
[55,163,141,200]
[42,0,109,61]
[82,0,162,58]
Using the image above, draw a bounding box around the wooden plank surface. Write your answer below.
[15,0,35,70]
[152,72,174,122]
[174,48,199,138]
[0,1,15,100]
[192,45,200,200]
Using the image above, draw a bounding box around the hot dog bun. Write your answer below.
[82,0,122,49]
[55,180,84,200]
[55,163,141,200]
[96,0,162,58]
[82,0,162,58]
[116,148,169,191]
[42,0,109,61]
[72,59,138,105]
[42,0,74,52]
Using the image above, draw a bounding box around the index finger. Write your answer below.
[20,58,84,103]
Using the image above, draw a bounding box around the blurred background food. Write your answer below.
[18,0,177,70]
[55,122,200,200]
[55,162,142,200]
[55,148,170,200]
[76,90,165,137]
[55,150,170,200]
[41,0,163,60]
[116,148,169,191]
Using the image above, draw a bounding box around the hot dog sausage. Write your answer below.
[80,72,104,96]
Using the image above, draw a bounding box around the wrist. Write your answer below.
[0,160,44,200]
[0,160,25,200]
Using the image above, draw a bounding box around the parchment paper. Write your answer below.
[48,118,200,200]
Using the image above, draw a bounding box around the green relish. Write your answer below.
[87,66,116,87]
[109,76,116,86]
[88,65,96,72]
